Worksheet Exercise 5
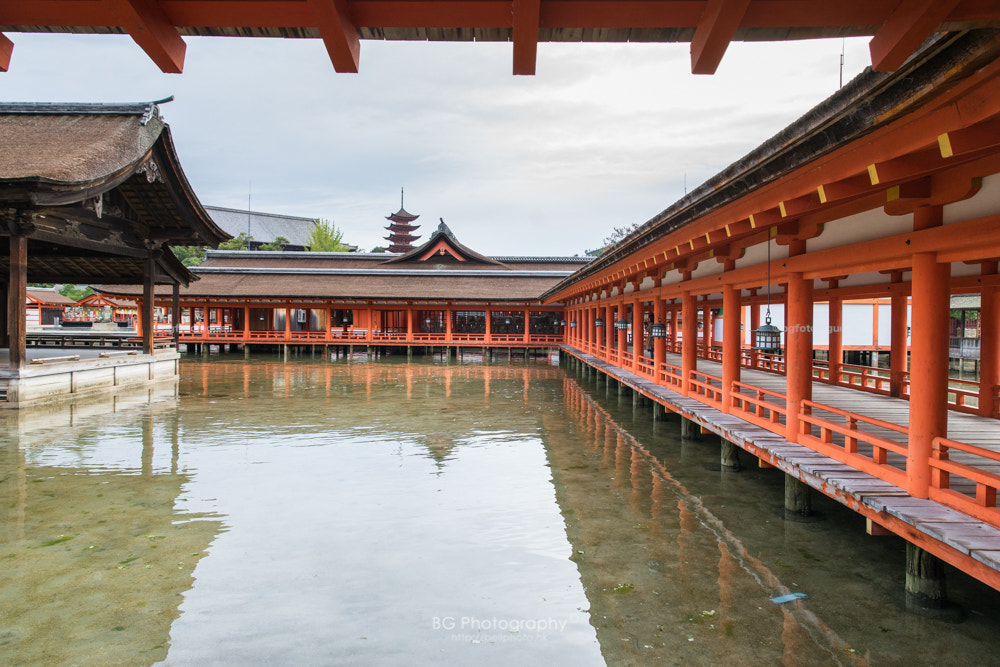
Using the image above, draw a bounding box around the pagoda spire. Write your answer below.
[384,188,421,253]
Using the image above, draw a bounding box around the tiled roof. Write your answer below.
[204,206,317,246]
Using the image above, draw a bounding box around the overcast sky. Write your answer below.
[2,33,872,255]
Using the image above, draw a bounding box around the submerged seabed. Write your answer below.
[0,354,998,666]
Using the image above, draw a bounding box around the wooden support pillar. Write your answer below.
[784,475,812,517]
[701,304,711,356]
[979,264,999,417]
[7,234,27,369]
[785,273,813,443]
[749,298,760,368]
[172,282,181,347]
[682,292,697,396]
[722,284,740,414]
[721,438,742,472]
[905,543,947,609]
[681,416,700,440]
[605,304,615,350]
[0,281,8,349]
[141,249,156,356]
[908,250,950,498]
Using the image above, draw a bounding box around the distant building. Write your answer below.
[204,205,316,251]
[25,288,76,327]
[384,191,421,253]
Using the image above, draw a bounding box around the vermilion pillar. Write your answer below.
[682,292,697,396]
[890,285,909,397]
[722,284,741,414]
[785,273,813,442]
[617,302,627,358]
[908,252,950,498]
[828,296,843,383]
[979,265,999,417]
[632,299,643,372]
[653,297,665,376]
[604,304,613,350]
[749,299,760,368]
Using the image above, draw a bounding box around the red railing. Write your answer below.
[689,370,723,407]
[797,399,909,487]
[659,361,684,390]
[929,436,1000,526]
[730,381,787,434]
[948,378,981,414]
[635,355,656,379]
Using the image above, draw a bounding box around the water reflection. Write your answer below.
[0,385,222,666]
[552,370,1000,666]
[4,356,1000,666]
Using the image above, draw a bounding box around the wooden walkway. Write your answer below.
[561,345,1000,591]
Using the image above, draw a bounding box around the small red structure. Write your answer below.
[384,190,421,253]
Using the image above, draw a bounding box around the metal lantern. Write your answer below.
[560,320,566,327]
[594,317,604,328]
[570,320,577,328]
[650,321,666,339]
[754,314,782,353]
[616,318,628,330]
[505,317,511,325]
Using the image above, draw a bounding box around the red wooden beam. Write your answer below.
[869,0,961,72]
[106,0,186,73]
[939,116,1000,158]
[0,33,12,72]
[512,0,541,75]
[308,0,360,73]
[690,0,750,75]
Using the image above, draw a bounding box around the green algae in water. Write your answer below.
[37,535,73,547]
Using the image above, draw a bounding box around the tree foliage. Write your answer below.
[260,236,290,251]
[60,284,93,301]
[172,246,206,266]
[219,232,251,251]
[369,246,388,253]
[307,219,349,252]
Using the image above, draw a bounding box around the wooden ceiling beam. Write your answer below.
[512,0,540,75]
[690,0,750,75]
[308,0,361,73]
[106,0,186,73]
[869,0,961,72]
[0,33,12,72]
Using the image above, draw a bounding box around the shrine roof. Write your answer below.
[0,99,230,286]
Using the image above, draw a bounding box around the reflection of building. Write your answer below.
[99,220,590,350]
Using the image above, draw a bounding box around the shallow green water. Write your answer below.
[1,353,999,665]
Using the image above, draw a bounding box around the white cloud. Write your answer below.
[1,32,871,254]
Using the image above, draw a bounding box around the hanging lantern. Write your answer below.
[560,320,566,327]
[616,318,628,330]
[570,320,577,328]
[754,314,782,353]
[505,317,511,325]
[594,317,604,328]
[650,321,666,339]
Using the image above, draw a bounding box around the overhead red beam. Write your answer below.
[690,0,750,75]
[308,0,360,73]
[0,33,12,72]
[869,0,961,72]
[512,0,541,75]
[106,0,186,73]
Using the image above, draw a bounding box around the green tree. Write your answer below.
[307,219,350,252]
[219,232,252,251]
[370,246,387,253]
[260,236,290,251]
[172,245,206,266]
[60,284,93,301]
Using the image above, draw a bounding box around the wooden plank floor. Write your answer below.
[561,345,1000,585]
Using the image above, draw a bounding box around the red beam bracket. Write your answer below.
[869,0,960,72]
[106,0,186,74]
[308,0,361,73]
[512,0,541,75]
[690,0,751,75]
